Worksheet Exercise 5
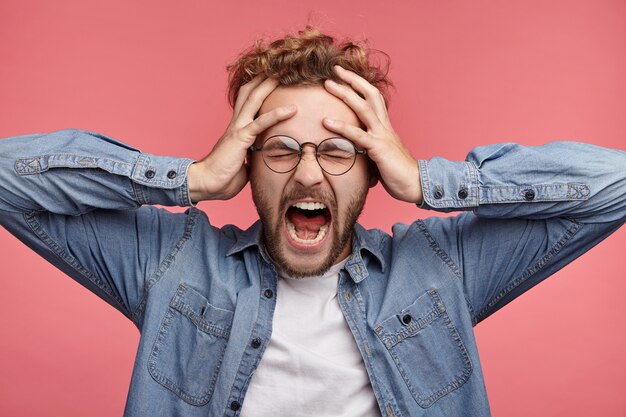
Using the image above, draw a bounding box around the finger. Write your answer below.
[322,117,375,151]
[233,74,267,117]
[333,66,390,126]
[235,77,281,127]
[324,79,381,131]
[333,65,382,106]
[241,104,297,139]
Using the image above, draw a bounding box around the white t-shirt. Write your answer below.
[240,261,381,417]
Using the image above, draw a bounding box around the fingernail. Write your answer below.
[324,117,335,125]
[287,104,296,111]
[333,65,343,72]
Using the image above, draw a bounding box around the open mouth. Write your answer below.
[285,201,332,245]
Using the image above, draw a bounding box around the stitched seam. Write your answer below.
[467,160,479,205]
[479,183,590,204]
[221,255,277,416]
[170,300,231,339]
[416,221,462,278]
[146,306,226,406]
[382,289,473,408]
[415,220,477,320]
[339,277,394,417]
[131,208,199,323]
[23,211,131,320]
[418,161,479,208]
[14,154,135,175]
[476,217,582,322]
[481,183,583,190]
[380,307,442,349]
[130,181,146,205]
[419,160,434,205]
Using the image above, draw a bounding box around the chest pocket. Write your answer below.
[374,288,472,408]
[148,283,234,406]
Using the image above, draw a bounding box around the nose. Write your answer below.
[292,143,324,187]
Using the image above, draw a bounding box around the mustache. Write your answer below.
[279,186,336,211]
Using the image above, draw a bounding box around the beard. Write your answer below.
[250,179,369,278]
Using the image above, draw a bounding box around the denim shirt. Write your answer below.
[1,129,624,417]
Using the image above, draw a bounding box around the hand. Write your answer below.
[322,66,423,204]
[188,76,296,202]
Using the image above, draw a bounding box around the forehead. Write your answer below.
[258,85,360,140]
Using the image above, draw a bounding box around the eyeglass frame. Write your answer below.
[248,135,367,176]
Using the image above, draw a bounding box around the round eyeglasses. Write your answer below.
[249,135,367,176]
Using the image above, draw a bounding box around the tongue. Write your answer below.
[288,210,327,240]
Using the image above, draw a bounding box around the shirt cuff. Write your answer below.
[418,157,480,212]
[131,153,196,207]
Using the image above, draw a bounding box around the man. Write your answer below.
[0,27,624,417]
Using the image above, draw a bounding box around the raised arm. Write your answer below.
[0,75,295,322]
[0,128,198,322]
[416,141,625,322]
[323,65,625,323]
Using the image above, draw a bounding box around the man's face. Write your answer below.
[249,85,373,278]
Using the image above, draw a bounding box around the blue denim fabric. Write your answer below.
[1,129,624,416]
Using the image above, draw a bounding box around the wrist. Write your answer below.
[414,160,424,205]
[187,162,209,203]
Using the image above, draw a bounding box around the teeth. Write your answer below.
[287,221,329,244]
[292,202,326,210]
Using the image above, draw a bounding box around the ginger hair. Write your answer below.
[227,26,392,107]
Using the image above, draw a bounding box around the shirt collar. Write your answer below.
[225,220,386,282]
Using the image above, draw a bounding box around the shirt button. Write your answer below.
[166,170,177,179]
[523,189,536,201]
[230,401,241,411]
[457,188,468,199]
[434,189,443,199]
[402,314,412,325]
[145,169,156,179]
[264,289,274,298]
[251,338,262,349]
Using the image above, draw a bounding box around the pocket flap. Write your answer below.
[169,283,233,339]
[373,288,472,408]
[375,289,446,349]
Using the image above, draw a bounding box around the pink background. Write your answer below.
[1,1,625,415]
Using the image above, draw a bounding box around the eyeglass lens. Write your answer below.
[261,136,358,175]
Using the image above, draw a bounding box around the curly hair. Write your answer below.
[227,26,392,108]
